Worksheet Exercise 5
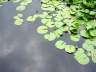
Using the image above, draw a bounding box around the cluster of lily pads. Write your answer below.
[0,0,8,6]
[26,0,96,65]
[1,0,96,65]
[13,0,32,25]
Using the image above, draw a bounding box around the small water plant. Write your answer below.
[1,0,96,65]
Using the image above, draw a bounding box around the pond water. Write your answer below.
[0,0,96,72]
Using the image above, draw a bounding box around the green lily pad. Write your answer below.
[55,40,65,49]
[55,21,64,28]
[14,19,24,25]
[64,45,76,53]
[44,32,56,41]
[27,15,39,22]
[91,49,96,63]
[16,5,26,11]
[82,40,94,51]
[74,49,90,65]
[80,30,89,38]
[37,26,48,34]
[70,34,80,42]
[89,29,96,37]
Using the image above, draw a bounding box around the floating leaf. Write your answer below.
[14,19,24,25]
[82,40,94,51]
[41,0,49,3]
[89,29,96,37]
[55,21,64,28]
[91,40,96,46]
[27,15,39,22]
[55,40,65,49]
[80,30,89,38]
[82,43,94,51]
[37,26,48,34]
[74,49,90,65]
[44,32,56,41]
[12,0,21,3]
[86,20,96,29]
[64,45,76,53]
[91,49,96,63]
[77,48,85,53]
[45,21,55,28]
[56,29,64,35]
[16,5,26,11]
[70,34,80,42]
[17,13,23,17]
[53,30,61,38]
[41,18,49,24]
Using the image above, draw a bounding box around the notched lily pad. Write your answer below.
[91,49,96,63]
[82,41,94,51]
[70,34,80,42]
[89,29,96,37]
[80,30,89,38]
[37,26,48,34]
[74,49,90,65]
[44,32,56,41]
[64,45,76,53]
[55,40,65,49]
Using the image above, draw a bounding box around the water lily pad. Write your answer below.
[37,26,48,34]
[80,30,89,38]
[64,45,76,53]
[74,50,90,65]
[44,32,56,41]
[14,19,24,25]
[89,29,96,37]
[16,5,26,11]
[82,41,94,51]
[70,34,80,42]
[55,40,65,49]
[91,49,96,63]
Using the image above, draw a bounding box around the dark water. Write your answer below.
[0,0,96,72]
